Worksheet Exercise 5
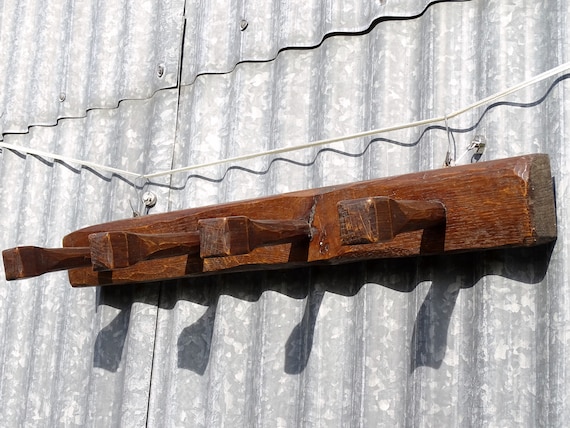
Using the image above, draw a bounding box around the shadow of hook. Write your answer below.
[177,304,217,374]
[284,288,325,374]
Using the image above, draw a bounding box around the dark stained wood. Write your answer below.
[338,197,445,244]
[198,216,312,257]
[2,154,556,286]
[2,246,91,280]
[89,231,201,270]
[68,154,555,286]
[64,193,317,285]
[307,154,556,264]
[198,216,249,257]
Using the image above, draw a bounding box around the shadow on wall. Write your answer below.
[92,284,159,372]
[93,242,555,375]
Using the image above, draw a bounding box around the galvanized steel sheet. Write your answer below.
[1,0,569,426]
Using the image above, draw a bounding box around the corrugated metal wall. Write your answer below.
[1,0,569,426]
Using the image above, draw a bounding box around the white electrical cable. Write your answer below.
[144,60,570,179]
[0,142,140,177]
[1,61,569,179]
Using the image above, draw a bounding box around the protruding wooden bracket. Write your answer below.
[338,197,445,245]
[2,246,91,280]
[89,231,201,271]
[198,216,312,257]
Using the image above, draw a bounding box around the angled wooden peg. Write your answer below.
[338,197,446,245]
[2,246,91,280]
[89,231,200,271]
[198,216,312,257]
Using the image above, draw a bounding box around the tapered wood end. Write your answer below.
[199,216,250,257]
[3,246,91,280]
[89,232,129,271]
[3,247,32,280]
[337,198,379,245]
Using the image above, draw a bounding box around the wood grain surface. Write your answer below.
[55,154,555,287]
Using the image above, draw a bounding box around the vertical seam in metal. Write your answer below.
[166,4,188,211]
[146,3,188,425]
[145,284,163,428]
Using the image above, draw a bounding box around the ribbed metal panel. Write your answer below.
[1,0,569,426]
[180,0,440,84]
[0,89,179,426]
[0,0,184,136]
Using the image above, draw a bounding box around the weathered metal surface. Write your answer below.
[1,0,569,426]
[0,0,184,136]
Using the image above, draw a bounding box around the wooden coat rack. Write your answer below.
[2,154,556,287]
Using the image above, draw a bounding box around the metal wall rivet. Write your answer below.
[156,64,165,78]
[59,93,66,102]
[142,191,157,208]
[240,19,248,31]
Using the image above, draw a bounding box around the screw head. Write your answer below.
[142,191,157,208]
[240,19,248,31]
[156,64,165,78]
[59,92,66,102]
